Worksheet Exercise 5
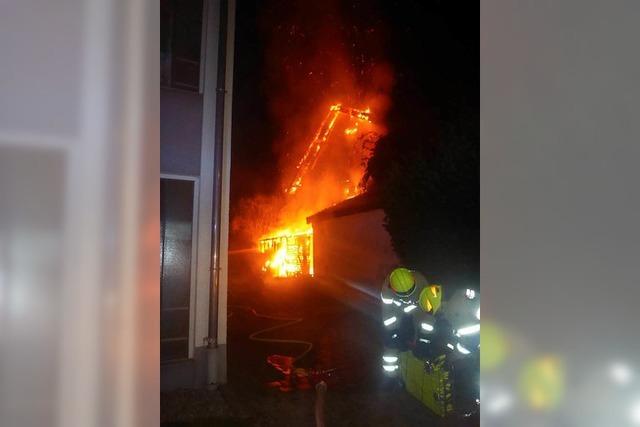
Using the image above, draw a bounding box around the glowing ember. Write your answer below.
[344,122,359,135]
[260,227,313,277]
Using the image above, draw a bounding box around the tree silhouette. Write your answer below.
[366,96,478,287]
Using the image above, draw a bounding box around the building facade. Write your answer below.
[160,0,234,389]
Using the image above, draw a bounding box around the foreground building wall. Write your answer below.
[0,0,160,424]
[160,0,234,390]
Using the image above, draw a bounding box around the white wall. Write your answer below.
[160,88,203,177]
[312,209,399,291]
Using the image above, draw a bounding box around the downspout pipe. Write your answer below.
[207,0,227,351]
[207,0,234,385]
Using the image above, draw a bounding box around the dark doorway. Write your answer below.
[160,177,197,362]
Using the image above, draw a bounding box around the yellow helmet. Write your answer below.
[389,267,416,297]
[419,284,442,314]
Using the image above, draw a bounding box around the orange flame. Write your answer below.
[284,104,372,195]
[260,226,313,277]
[259,103,380,278]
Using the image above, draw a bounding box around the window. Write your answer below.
[161,0,204,91]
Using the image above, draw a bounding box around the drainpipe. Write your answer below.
[207,0,234,385]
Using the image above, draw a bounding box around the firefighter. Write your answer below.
[413,282,447,359]
[439,286,481,411]
[380,267,428,374]
[412,281,481,360]
[443,287,480,358]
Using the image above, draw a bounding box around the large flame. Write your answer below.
[259,103,379,277]
[260,226,313,277]
[285,104,371,196]
[230,0,395,279]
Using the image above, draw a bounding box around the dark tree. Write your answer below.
[367,99,478,287]
[366,1,478,288]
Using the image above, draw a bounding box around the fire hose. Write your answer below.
[229,304,336,406]
[229,305,313,361]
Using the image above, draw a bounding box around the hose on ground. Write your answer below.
[229,305,314,361]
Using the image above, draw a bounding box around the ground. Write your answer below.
[161,252,478,426]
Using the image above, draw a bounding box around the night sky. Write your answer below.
[230,0,478,210]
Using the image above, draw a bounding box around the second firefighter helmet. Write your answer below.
[389,267,416,297]
[419,284,443,314]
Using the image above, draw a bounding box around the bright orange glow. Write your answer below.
[344,122,358,135]
[257,103,382,278]
[260,225,313,277]
[284,104,373,196]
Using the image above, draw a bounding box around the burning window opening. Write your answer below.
[260,229,313,277]
[260,103,376,278]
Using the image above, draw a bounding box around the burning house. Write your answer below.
[257,103,383,278]
[229,0,395,282]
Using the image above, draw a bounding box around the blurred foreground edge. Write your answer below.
[0,0,160,426]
